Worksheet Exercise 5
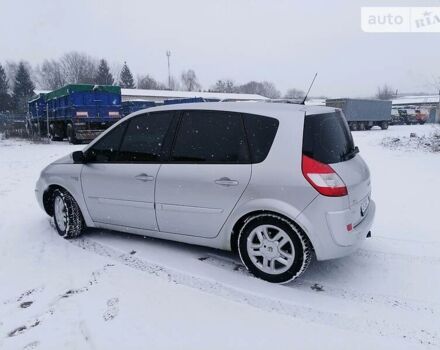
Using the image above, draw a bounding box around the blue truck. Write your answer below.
[27,93,48,137]
[121,100,157,117]
[28,84,122,143]
[164,97,207,105]
[120,97,209,117]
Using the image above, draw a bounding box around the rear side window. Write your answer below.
[171,110,249,163]
[243,114,279,163]
[117,112,174,162]
[303,111,355,164]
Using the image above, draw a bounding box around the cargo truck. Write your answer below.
[121,100,157,117]
[29,84,122,144]
[27,93,48,137]
[326,98,392,130]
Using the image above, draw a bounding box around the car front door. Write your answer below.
[81,111,175,231]
[155,110,252,238]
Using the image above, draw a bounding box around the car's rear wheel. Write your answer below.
[238,214,312,284]
[53,189,84,239]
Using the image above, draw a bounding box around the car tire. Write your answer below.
[52,189,84,239]
[67,123,79,144]
[49,124,62,141]
[238,214,312,284]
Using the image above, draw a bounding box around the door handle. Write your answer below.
[135,173,154,182]
[215,177,239,187]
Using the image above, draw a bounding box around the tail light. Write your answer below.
[302,155,348,197]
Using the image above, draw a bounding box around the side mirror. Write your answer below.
[72,151,86,164]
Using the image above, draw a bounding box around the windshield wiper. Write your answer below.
[343,146,359,161]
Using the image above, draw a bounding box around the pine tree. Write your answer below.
[95,59,114,85]
[0,63,12,112]
[119,62,135,88]
[12,62,35,114]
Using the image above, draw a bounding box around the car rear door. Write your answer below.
[81,111,175,231]
[303,111,372,225]
[155,110,252,238]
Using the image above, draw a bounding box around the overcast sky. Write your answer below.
[1,0,440,97]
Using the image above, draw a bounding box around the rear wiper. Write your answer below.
[343,146,359,161]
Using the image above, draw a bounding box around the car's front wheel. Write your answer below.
[53,189,84,239]
[238,214,312,284]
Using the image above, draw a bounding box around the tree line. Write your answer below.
[0,51,310,115]
[0,51,396,115]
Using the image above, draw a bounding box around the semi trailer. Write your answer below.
[28,84,121,143]
[326,98,392,130]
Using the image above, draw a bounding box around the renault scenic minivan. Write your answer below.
[35,102,375,283]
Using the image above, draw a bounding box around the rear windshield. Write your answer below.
[302,111,355,164]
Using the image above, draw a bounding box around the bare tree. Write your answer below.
[181,69,201,91]
[168,76,181,91]
[60,52,98,84]
[238,80,281,98]
[110,62,123,85]
[5,61,18,91]
[212,79,236,93]
[36,59,66,89]
[284,88,305,99]
[376,84,395,100]
[137,75,167,90]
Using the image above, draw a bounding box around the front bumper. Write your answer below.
[35,176,46,211]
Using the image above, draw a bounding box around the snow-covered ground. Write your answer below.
[0,124,439,350]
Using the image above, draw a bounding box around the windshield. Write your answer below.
[302,111,356,164]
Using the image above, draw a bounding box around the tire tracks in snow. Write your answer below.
[201,253,440,316]
[356,248,440,265]
[70,236,439,348]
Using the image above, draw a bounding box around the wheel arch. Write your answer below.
[229,209,315,255]
[42,184,66,216]
[41,181,94,228]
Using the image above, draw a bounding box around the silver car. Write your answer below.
[35,102,375,283]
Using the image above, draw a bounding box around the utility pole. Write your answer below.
[166,50,171,90]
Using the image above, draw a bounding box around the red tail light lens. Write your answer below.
[302,155,348,197]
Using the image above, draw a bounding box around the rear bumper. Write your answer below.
[296,197,375,261]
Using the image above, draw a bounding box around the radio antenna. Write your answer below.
[301,73,318,105]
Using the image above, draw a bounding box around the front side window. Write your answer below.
[86,122,127,163]
[117,112,174,162]
[171,110,249,163]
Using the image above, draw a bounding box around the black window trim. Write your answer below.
[85,109,278,165]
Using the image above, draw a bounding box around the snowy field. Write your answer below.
[0,124,439,350]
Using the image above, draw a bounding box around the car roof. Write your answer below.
[128,101,337,120]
